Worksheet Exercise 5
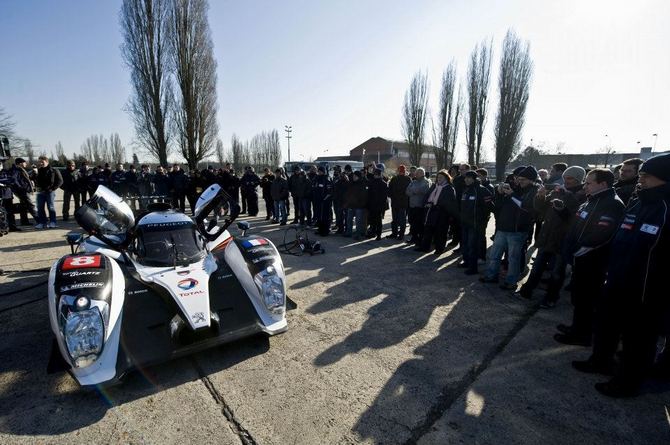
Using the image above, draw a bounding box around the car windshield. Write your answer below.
[136,223,206,267]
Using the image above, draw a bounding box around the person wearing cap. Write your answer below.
[572,153,670,397]
[554,168,625,346]
[8,157,39,226]
[480,165,539,290]
[614,158,644,205]
[516,165,586,305]
[459,170,494,274]
[386,165,411,240]
[60,160,80,221]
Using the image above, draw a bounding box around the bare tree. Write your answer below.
[464,39,493,166]
[231,134,245,170]
[120,0,172,166]
[401,71,429,167]
[110,133,126,164]
[55,141,67,165]
[0,107,27,154]
[170,0,219,170]
[435,61,461,170]
[215,138,225,166]
[494,30,533,180]
[24,140,35,165]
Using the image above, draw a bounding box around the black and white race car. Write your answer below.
[47,184,287,386]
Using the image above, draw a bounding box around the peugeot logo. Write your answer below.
[177,278,198,290]
[192,312,206,323]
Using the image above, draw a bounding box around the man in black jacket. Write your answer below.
[450,163,470,248]
[387,165,411,240]
[260,168,275,221]
[77,161,91,203]
[240,167,261,216]
[613,158,643,205]
[35,156,63,228]
[169,163,188,212]
[572,154,670,397]
[60,160,80,221]
[554,168,625,346]
[367,168,388,240]
[344,171,368,240]
[459,171,494,274]
[8,158,39,226]
[481,166,539,290]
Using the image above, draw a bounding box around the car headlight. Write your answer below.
[64,307,104,368]
[254,265,285,314]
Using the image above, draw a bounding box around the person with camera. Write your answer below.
[554,168,625,346]
[516,166,586,305]
[480,166,539,290]
[572,153,670,397]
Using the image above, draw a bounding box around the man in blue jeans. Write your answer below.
[35,156,63,229]
[480,166,539,290]
[343,171,368,240]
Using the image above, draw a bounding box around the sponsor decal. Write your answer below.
[216,273,233,280]
[62,255,102,270]
[177,270,190,276]
[579,211,589,220]
[252,255,275,264]
[179,290,205,297]
[191,312,206,324]
[640,224,659,235]
[60,282,104,292]
[127,289,149,295]
[620,223,634,230]
[247,246,274,254]
[62,270,102,277]
[597,221,610,226]
[177,278,198,290]
[242,238,269,248]
[143,221,191,228]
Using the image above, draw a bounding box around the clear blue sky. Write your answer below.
[2,0,668,163]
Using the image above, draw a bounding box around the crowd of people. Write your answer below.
[1,152,668,398]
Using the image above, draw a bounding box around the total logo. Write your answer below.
[177,278,198,290]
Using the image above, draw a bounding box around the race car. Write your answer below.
[47,184,287,386]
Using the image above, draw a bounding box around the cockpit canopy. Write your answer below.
[133,213,206,267]
[75,186,135,247]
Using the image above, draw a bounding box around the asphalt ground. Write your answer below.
[0,195,668,444]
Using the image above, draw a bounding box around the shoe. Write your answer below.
[479,276,497,284]
[539,300,556,309]
[375,235,382,240]
[556,324,572,335]
[62,217,69,222]
[457,262,468,268]
[500,282,517,291]
[48,222,58,229]
[265,216,271,221]
[280,222,287,226]
[35,223,45,229]
[385,234,397,239]
[447,241,459,248]
[554,333,591,347]
[9,226,22,232]
[572,359,615,376]
[594,380,638,398]
[464,269,478,276]
[406,237,417,244]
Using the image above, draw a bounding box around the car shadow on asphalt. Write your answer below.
[0,297,271,436]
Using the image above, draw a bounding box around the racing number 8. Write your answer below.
[63,255,102,270]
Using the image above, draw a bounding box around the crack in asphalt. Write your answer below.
[190,357,258,445]
[403,302,542,445]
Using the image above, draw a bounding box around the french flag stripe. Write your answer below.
[243,238,268,247]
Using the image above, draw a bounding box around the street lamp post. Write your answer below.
[284,125,292,162]
[652,133,658,151]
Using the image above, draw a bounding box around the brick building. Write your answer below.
[349,137,440,171]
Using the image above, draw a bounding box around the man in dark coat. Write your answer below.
[449,163,470,248]
[343,170,368,240]
[240,167,261,216]
[186,169,203,215]
[387,165,411,240]
[8,158,39,226]
[288,166,303,224]
[60,160,80,221]
[169,163,188,212]
[331,166,349,233]
[480,166,539,290]
[459,171,494,274]
[137,164,154,209]
[260,168,275,221]
[109,163,129,197]
[77,161,92,203]
[0,161,18,231]
[416,170,458,254]
[614,158,643,206]
[270,169,290,225]
[312,166,333,235]
[572,153,670,397]
[367,168,388,240]
[152,166,172,204]
[554,168,625,346]
[35,156,63,228]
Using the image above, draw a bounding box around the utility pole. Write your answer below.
[284,125,292,162]
[653,133,658,151]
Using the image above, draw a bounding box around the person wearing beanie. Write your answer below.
[480,164,540,290]
[386,165,412,240]
[517,165,587,305]
[554,168,625,347]
[573,153,670,398]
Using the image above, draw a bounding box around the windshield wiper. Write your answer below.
[171,234,178,270]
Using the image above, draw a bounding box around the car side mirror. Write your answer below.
[194,184,240,241]
[66,232,84,254]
